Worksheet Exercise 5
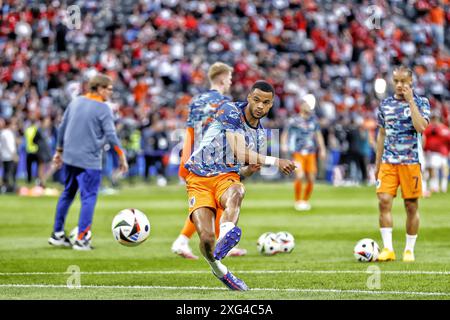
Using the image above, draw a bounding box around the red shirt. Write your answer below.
[424,123,450,156]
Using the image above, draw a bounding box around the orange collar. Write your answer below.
[84,93,105,102]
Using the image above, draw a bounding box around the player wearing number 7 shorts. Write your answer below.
[375,66,430,263]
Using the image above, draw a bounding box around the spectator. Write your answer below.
[119,121,141,185]
[24,116,39,184]
[141,113,169,186]
[33,116,53,188]
[0,1,448,184]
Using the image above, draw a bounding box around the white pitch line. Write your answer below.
[0,270,449,276]
[0,284,449,297]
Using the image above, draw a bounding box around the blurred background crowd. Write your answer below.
[0,0,449,194]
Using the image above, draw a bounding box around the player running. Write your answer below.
[184,81,296,290]
[375,66,430,262]
[423,111,450,194]
[48,74,128,250]
[281,96,326,211]
[171,62,247,259]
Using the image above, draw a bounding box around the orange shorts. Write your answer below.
[376,163,422,199]
[185,172,243,216]
[293,152,317,174]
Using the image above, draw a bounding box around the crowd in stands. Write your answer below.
[0,0,448,192]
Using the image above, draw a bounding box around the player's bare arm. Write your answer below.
[402,85,428,133]
[375,127,386,179]
[226,131,296,175]
[239,164,261,177]
[316,131,327,161]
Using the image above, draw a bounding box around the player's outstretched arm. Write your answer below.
[239,164,261,177]
[226,131,296,175]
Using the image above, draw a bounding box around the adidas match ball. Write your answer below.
[112,209,151,247]
[69,226,92,246]
[276,231,295,253]
[257,232,281,255]
[353,238,380,262]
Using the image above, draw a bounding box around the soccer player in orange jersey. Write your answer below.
[171,62,247,259]
[281,96,326,211]
[375,66,430,262]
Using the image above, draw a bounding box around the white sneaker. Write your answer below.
[48,232,71,247]
[295,201,311,211]
[423,190,431,198]
[171,241,198,260]
[72,239,94,251]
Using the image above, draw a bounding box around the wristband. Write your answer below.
[264,156,276,166]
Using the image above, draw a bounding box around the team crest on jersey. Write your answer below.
[189,196,196,208]
[404,107,411,117]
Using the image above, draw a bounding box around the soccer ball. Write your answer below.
[276,231,295,253]
[69,226,91,246]
[353,238,380,262]
[112,209,151,247]
[256,232,281,255]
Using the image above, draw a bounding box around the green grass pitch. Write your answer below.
[0,181,449,300]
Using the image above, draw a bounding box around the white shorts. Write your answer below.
[425,152,446,169]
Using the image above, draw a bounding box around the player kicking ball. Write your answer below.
[375,66,430,262]
[184,81,296,290]
[171,62,247,259]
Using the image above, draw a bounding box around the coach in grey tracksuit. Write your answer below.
[48,74,128,250]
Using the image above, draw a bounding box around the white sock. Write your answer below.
[430,176,439,192]
[218,222,235,240]
[205,258,228,277]
[175,234,189,246]
[405,234,417,253]
[380,227,393,251]
[422,178,428,193]
[441,176,448,193]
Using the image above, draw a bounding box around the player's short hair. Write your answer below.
[250,80,275,97]
[393,65,413,78]
[88,74,113,92]
[207,62,233,83]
